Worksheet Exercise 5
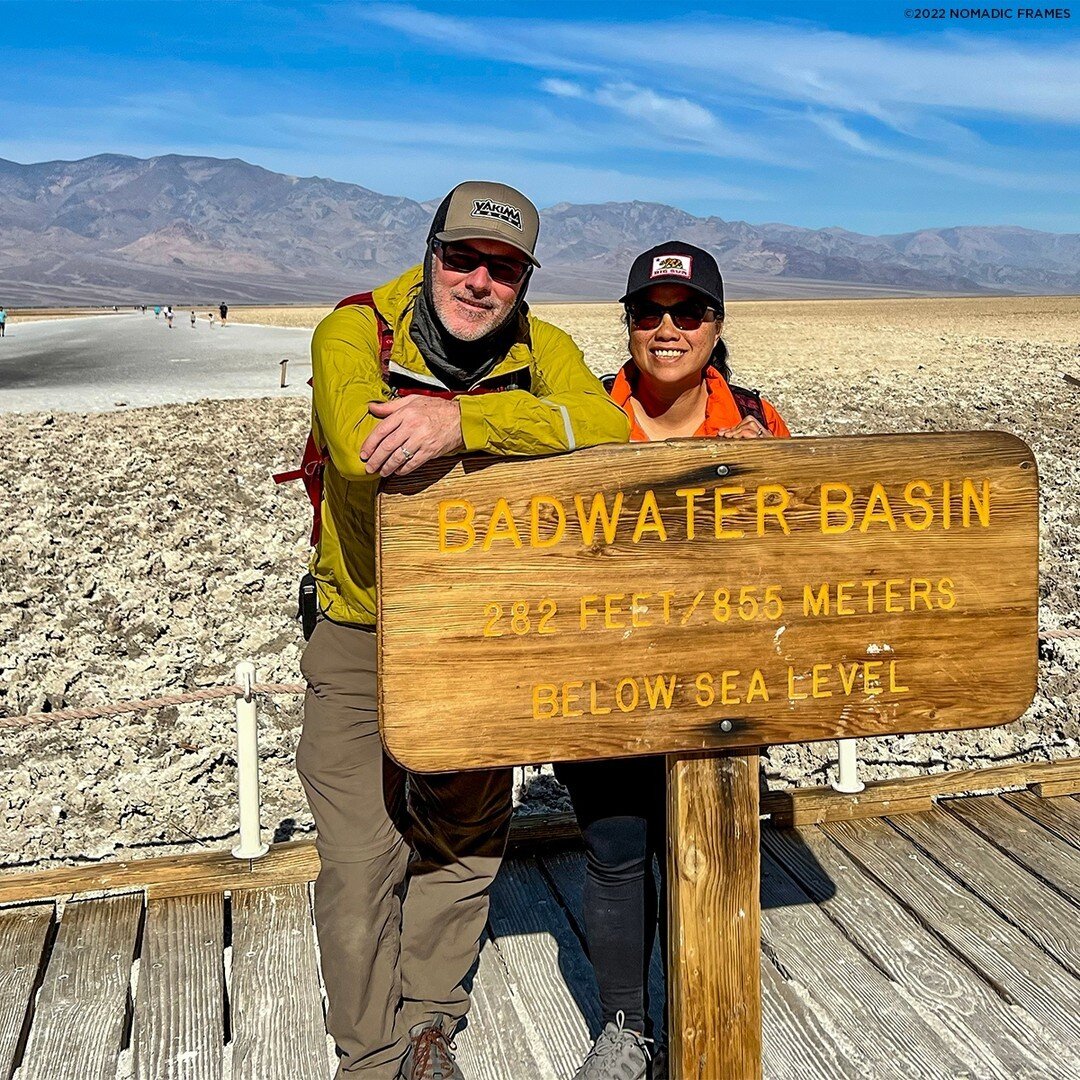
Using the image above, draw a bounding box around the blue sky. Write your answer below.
[3,1,1078,234]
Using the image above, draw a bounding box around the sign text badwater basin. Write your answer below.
[377,433,1038,772]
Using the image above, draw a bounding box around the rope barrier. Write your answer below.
[2,627,1077,731]
[0,682,306,730]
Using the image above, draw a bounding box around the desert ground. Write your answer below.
[1,296,1077,870]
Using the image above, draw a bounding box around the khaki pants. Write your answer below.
[298,619,513,1078]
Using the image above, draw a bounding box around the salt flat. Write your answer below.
[0,311,312,414]
[0,296,1076,869]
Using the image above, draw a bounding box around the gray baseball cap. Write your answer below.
[430,180,541,267]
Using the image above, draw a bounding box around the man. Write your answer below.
[0,306,6,337]
[298,180,629,1080]
[219,301,228,326]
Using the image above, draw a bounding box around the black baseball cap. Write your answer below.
[620,242,725,316]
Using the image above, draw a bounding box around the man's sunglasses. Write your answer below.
[627,299,717,332]
[433,240,530,286]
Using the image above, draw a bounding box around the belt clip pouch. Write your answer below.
[298,573,319,640]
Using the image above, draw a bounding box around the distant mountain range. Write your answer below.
[1,153,1078,305]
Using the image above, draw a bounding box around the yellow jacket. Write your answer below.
[310,265,630,625]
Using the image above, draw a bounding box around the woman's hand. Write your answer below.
[719,416,773,439]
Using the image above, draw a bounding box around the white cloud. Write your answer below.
[592,83,716,136]
[539,78,785,166]
[540,79,584,100]
[808,113,1068,191]
[365,7,1080,126]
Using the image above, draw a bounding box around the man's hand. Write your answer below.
[360,397,465,477]
[718,416,773,439]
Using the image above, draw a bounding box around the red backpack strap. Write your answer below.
[273,292,396,547]
[273,431,328,545]
[336,291,394,373]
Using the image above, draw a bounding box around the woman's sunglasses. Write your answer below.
[627,299,717,332]
[433,240,530,286]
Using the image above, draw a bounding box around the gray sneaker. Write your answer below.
[399,1014,464,1080]
[571,1012,652,1080]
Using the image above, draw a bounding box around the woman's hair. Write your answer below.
[621,307,731,381]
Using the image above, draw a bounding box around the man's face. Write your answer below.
[430,238,528,342]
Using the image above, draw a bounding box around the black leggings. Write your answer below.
[554,756,667,1034]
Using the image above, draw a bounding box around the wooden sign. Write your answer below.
[377,432,1038,773]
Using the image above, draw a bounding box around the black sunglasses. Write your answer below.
[627,299,717,332]
[433,240,530,286]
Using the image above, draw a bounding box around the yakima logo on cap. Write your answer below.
[471,199,524,232]
[652,254,693,279]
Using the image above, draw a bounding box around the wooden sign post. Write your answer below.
[377,432,1039,1079]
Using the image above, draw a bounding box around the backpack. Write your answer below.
[599,372,768,429]
[272,293,390,546]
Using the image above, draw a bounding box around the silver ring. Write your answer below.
[399,446,414,461]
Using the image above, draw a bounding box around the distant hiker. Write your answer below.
[0,307,6,337]
[218,301,228,326]
[208,311,216,327]
[190,310,196,327]
[154,305,161,318]
[294,180,628,1079]
[165,306,174,328]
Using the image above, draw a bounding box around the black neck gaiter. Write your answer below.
[408,253,530,391]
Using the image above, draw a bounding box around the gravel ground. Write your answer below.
[1,298,1077,870]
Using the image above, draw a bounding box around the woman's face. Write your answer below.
[627,283,723,389]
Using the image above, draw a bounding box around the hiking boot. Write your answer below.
[399,1014,464,1080]
[571,1012,652,1080]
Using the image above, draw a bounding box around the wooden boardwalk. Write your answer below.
[1,791,1078,1079]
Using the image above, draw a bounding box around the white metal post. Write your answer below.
[832,738,865,794]
[232,661,269,859]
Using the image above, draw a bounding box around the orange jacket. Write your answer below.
[609,362,790,441]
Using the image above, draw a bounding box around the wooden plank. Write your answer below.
[19,893,142,1080]
[230,885,327,1080]
[453,932,550,1080]
[133,893,225,1080]
[668,751,761,1080]
[1034,778,1080,797]
[944,794,1080,898]
[763,756,1080,825]
[775,793,932,827]
[487,858,597,1078]
[0,812,586,907]
[0,843,316,907]
[824,817,1080,1048]
[764,824,1072,1078]
[758,953,877,1080]
[0,903,53,1077]
[760,851,970,1079]
[1002,789,1080,848]
[890,807,1080,977]
[505,811,580,852]
[377,433,1039,771]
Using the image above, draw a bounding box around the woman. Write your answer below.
[556,242,789,1080]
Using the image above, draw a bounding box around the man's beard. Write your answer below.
[431,285,514,342]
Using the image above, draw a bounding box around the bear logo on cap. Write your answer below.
[652,254,693,279]
[471,199,524,232]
